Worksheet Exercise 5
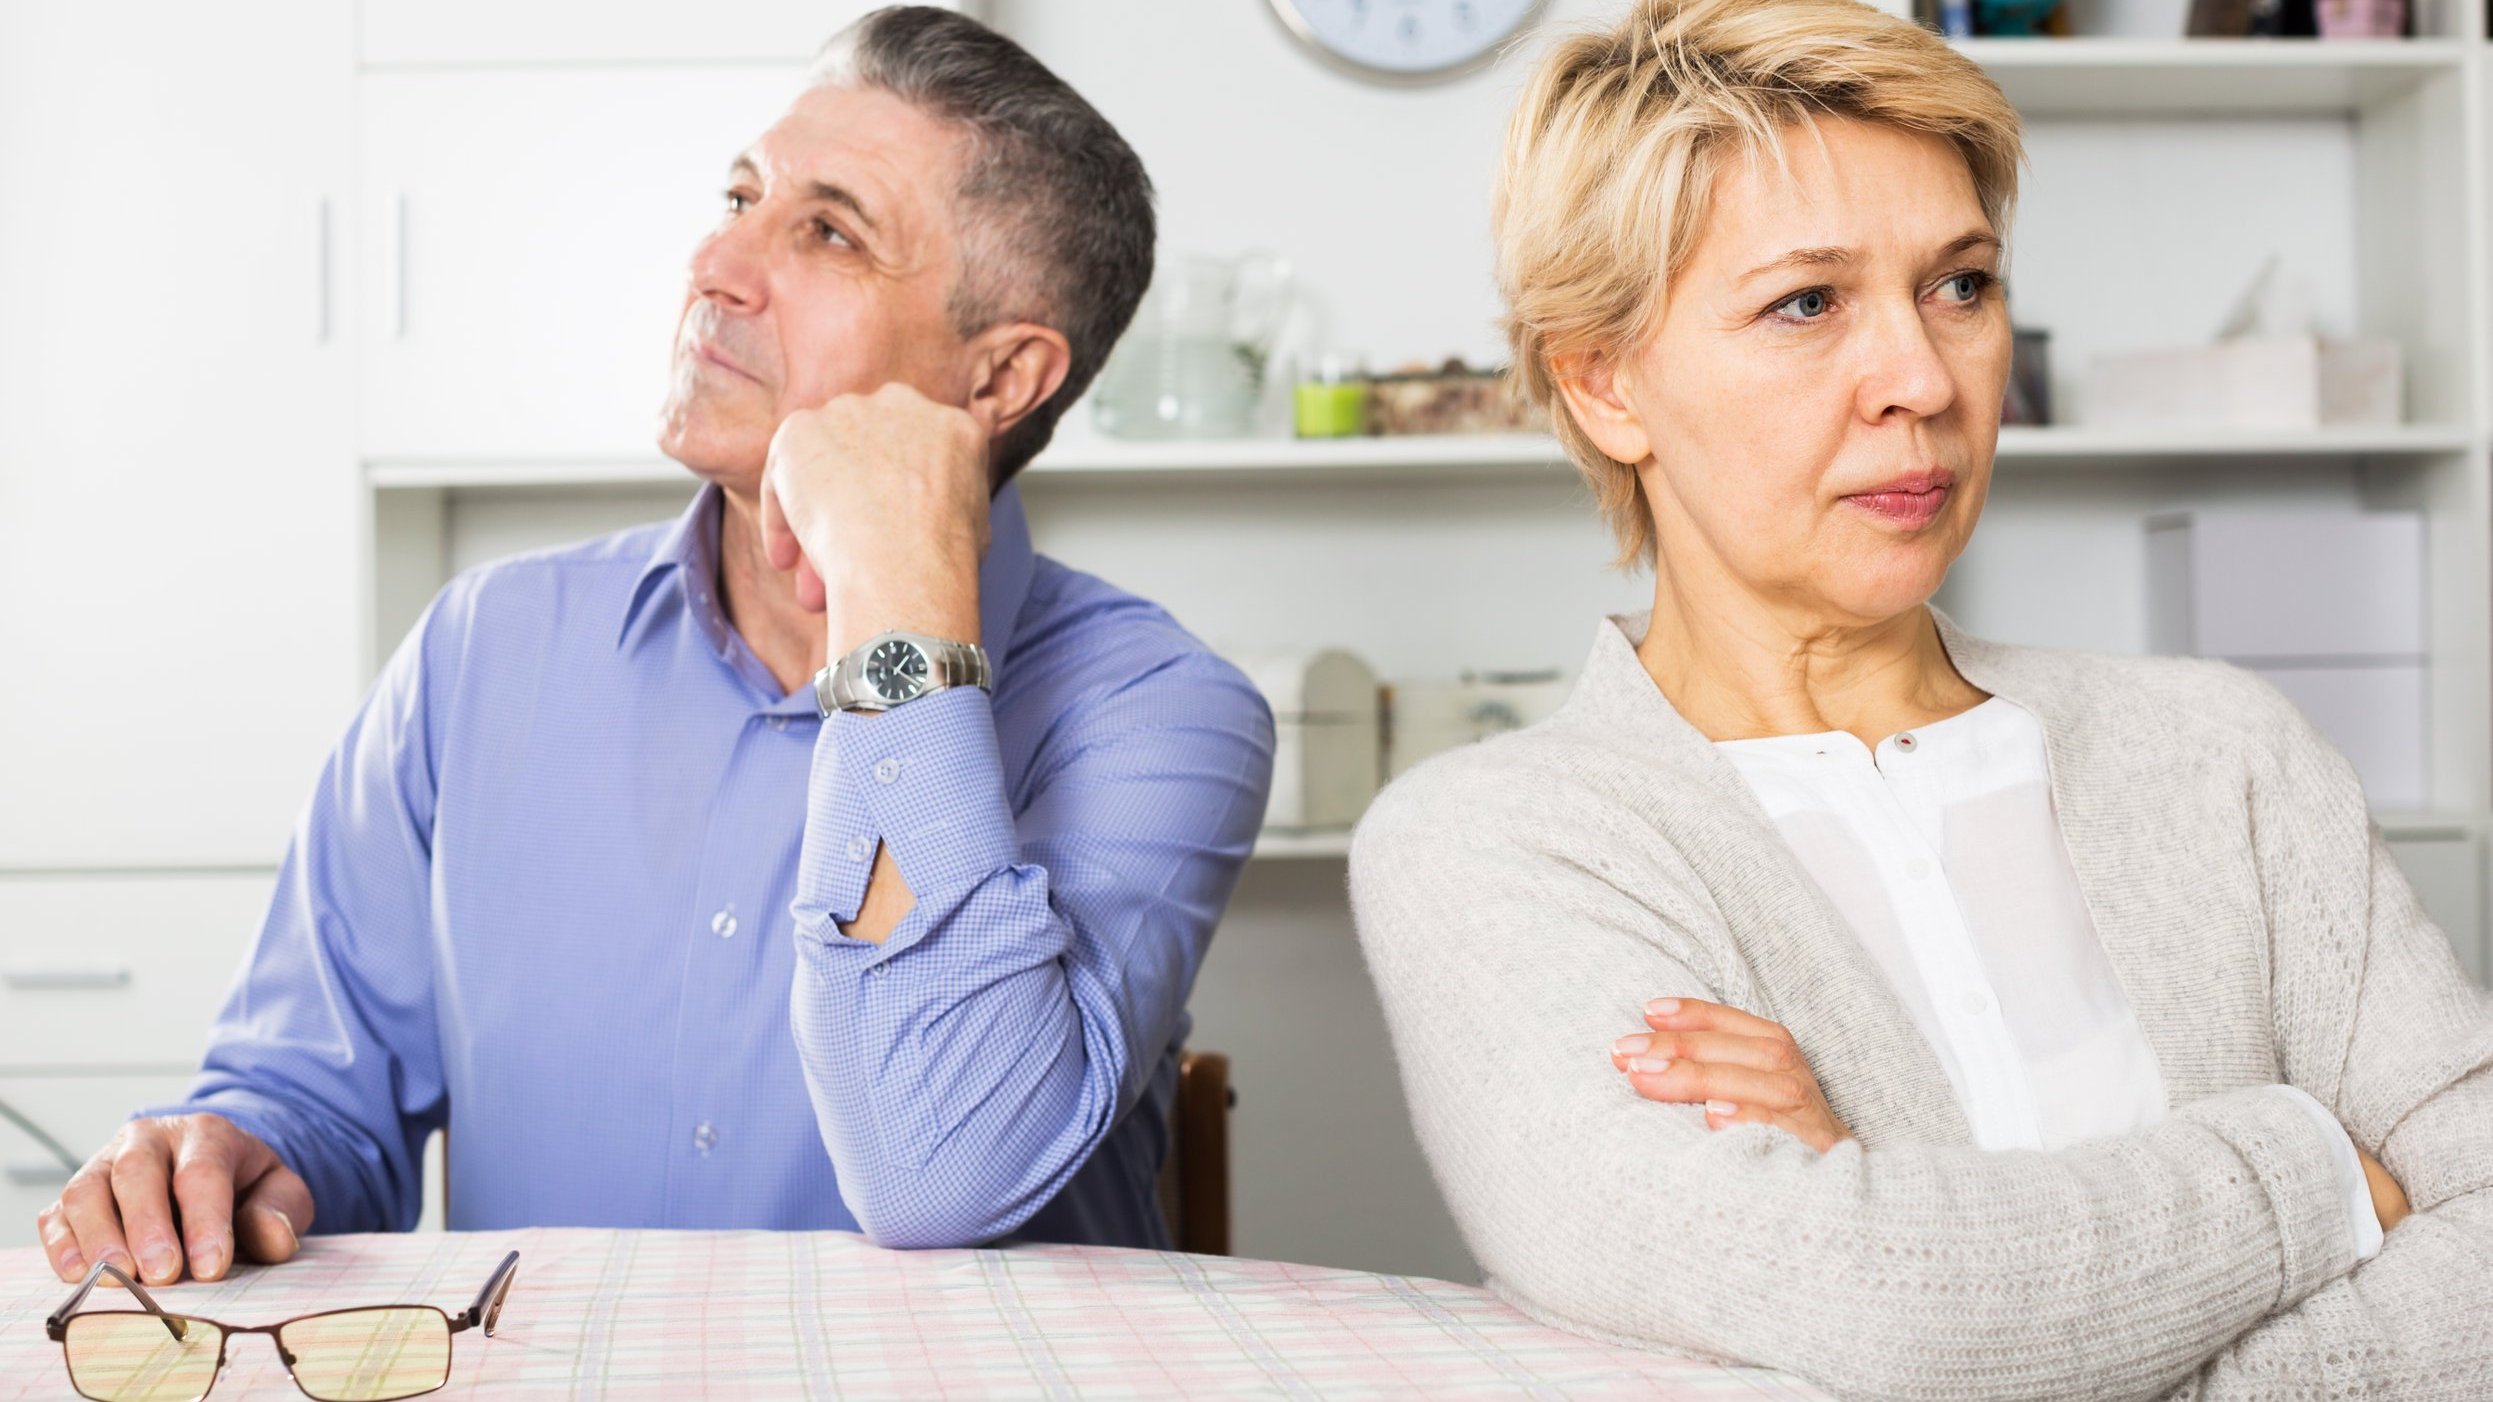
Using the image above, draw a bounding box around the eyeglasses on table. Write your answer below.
[43,1248,520,1402]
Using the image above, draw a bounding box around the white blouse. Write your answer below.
[1716,694,2380,1254]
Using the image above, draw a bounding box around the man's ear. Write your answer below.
[1550,348,1653,468]
[965,321,1073,443]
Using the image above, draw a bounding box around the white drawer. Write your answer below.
[0,1073,201,1250]
[0,873,271,1072]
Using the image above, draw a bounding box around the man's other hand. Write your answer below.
[37,1113,312,1285]
[758,381,991,652]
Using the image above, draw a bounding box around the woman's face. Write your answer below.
[1567,116,2011,629]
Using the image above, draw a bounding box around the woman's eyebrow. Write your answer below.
[1734,229,2000,285]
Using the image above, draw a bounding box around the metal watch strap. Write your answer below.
[814,632,991,717]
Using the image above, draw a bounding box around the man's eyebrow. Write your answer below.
[804,180,880,233]
[1735,230,2000,284]
[721,156,882,235]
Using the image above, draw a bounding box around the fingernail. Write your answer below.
[1612,1034,1650,1057]
[58,1249,84,1278]
[250,1204,299,1254]
[1705,1099,1737,1116]
[1630,1056,1673,1075]
[1646,998,1682,1017]
[194,1234,229,1279]
[141,1241,178,1279]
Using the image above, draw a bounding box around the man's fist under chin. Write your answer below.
[758,382,992,650]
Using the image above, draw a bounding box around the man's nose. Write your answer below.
[687,214,768,313]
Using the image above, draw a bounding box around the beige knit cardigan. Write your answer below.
[1348,606,2493,1401]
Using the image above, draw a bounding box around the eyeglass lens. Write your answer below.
[62,1313,224,1402]
[276,1308,454,1402]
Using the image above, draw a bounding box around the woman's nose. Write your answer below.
[1855,304,1959,424]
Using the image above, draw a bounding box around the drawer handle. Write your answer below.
[2,969,133,991]
[6,1161,73,1188]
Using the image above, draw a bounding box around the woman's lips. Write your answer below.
[1843,483,1950,528]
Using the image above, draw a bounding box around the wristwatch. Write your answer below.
[815,630,991,716]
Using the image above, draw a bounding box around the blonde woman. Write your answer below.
[1348,1,2493,1396]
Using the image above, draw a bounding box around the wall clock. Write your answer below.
[1267,0,1549,84]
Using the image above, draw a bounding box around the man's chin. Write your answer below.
[655,425,768,498]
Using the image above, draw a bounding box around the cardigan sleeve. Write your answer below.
[1349,750,2362,1402]
[2160,672,2493,1398]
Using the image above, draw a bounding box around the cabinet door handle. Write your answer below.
[387,191,408,338]
[6,1161,73,1188]
[316,195,333,344]
[1,969,133,991]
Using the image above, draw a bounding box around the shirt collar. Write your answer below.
[617,478,1038,677]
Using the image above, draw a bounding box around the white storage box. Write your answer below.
[1231,650,1380,832]
[2146,507,2425,659]
[1385,671,1573,780]
[2084,334,2402,431]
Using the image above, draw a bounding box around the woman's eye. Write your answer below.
[1939,271,1992,304]
[1770,289,1831,321]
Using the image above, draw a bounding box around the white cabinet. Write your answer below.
[0,873,271,1075]
[0,1073,202,1249]
[358,0,947,67]
[357,66,806,463]
[0,3,361,869]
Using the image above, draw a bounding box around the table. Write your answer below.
[0,1230,1829,1399]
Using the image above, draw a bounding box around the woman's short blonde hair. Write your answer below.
[1497,0,2024,567]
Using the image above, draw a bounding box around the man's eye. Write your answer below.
[812,217,851,248]
[723,190,753,215]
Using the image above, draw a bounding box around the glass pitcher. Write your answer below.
[1090,252,1292,440]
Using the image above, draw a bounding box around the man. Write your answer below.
[37,6,1274,1287]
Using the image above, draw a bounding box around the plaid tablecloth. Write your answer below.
[0,1229,1830,1399]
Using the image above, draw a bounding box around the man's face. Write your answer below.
[657,82,972,492]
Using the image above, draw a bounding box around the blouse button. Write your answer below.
[1961,990,1991,1017]
[1894,732,1918,751]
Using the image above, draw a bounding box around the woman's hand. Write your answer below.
[2356,1143,2411,1233]
[1611,997,1855,1152]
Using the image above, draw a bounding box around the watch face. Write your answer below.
[864,639,930,703]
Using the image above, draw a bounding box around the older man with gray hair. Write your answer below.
[38,6,1275,1287]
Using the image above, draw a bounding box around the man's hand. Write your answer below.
[36,1114,312,1286]
[1612,997,1855,1152]
[758,381,992,655]
[2356,1142,2411,1234]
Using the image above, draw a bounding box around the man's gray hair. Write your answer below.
[813,6,1156,484]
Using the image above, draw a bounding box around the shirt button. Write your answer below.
[873,758,901,784]
[1894,732,1918,751]
[1961,990,1991,1017]
[692,1121,719,1156]
[872,963,891,978]
[710,905,738,939]
[846,836,870,862]
[770,716,789,733]
[1905,858,1933,881]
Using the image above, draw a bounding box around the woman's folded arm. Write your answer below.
[1348,761,2361,1402]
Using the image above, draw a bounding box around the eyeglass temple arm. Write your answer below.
[449,1250,521,1337]
[45,1259,189,1343]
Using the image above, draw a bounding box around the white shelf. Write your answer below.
[364,423,2474,491]
[1251,829,1352,860]
[1952,37,2466,117]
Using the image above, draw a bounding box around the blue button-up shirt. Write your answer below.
[148,481,1274,1249]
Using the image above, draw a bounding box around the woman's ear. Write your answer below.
[965,322,1073,443]
[1550,349,1653,468]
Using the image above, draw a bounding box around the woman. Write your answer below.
[1348,2,2493,1397]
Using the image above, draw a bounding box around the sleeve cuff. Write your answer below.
[2271,1083,2385,1263]
[791,685,1021,950]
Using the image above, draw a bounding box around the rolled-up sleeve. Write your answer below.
[787,652,1274,1249]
